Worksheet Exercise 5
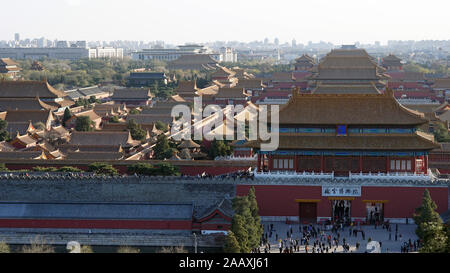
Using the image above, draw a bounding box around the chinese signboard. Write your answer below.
[322,186,361,197]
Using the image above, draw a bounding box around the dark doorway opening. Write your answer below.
[332,200,351,225]
[366,203,384,224]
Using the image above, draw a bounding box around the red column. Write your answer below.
[320,155,324,172]
[386,156,390,173]
[412,157,416,174]
[424,155,428,173]
[257,153,261,172]
[294,155,298,172]
[359,156,363,173]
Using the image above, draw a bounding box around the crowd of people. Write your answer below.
[256,221,420,253]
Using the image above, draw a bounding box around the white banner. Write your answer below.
[322,186,361,197]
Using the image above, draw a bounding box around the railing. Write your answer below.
[349,170,433,181]
[215,155,257,161]
[254,169,435,181]
[254,170,334,179]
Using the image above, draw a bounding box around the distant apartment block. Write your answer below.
[132,44,225,62]
[0,47,123,60]
[219,47,237,63]
[237,49,280,61]
[88,47,124,59]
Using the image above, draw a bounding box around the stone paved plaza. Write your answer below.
[261,222,419,253]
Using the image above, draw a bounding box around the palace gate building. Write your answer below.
[242,48,449,224]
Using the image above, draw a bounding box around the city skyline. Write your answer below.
[2,0,449,45]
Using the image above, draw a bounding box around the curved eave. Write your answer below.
[245,134,440,151]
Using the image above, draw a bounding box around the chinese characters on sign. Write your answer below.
[322,186,361,197]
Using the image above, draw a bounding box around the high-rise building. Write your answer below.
[56,41,70,48]
[14,33,20,42]
[37,37,47,48]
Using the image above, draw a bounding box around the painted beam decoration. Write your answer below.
[322,186,361,197]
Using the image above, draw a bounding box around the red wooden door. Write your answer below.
[299,203,317,223]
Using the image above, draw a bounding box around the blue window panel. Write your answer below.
[335,152,352,156]
[322,128,336,133]
[392,152,410,156]
[297,128,322,133]
[337,125,347,136]
[365,151,383,156]
[362,128,387,134]
[348,128,360,133]
[279,128,290,133]
[389,128,413,134]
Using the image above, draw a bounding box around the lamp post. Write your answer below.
[193,233,198,254]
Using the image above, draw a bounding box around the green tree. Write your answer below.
[88,162,118,176]
[158,246,188,253]
[0,120,9,142]
[419,222,447,253]
[109,116,120,123]
[153,134,174,160]
[433,122,450,142]
[127,119,147,141]
[223,231,241,253]
[0,163,9,172]
[414,189,443,239]
[231,214,250,253]
[129,108,140,115]
[81,245,94,253]
[128,163,153,175]
[229,190,263,253]
[33,122,46,131]
[88,95,101,104]
[0,242,10,253]
[32,167,58,172]
[21,236,55,253]
[128,162,179,176]
[208,140,233,159]
[446,226,450,253]
[153,162,180,176]
[117,246,140,253]
[248,187,263,248]
[57,166,83,173]
[155,121,168,132]
[62,108,72,127]
[75,116,94,132]
[75,98,89,108]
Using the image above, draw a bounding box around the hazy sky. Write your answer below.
[3,0,449,45]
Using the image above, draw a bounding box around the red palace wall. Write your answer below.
[236,185,449,220]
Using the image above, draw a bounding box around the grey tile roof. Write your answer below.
[0,202,193,220]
